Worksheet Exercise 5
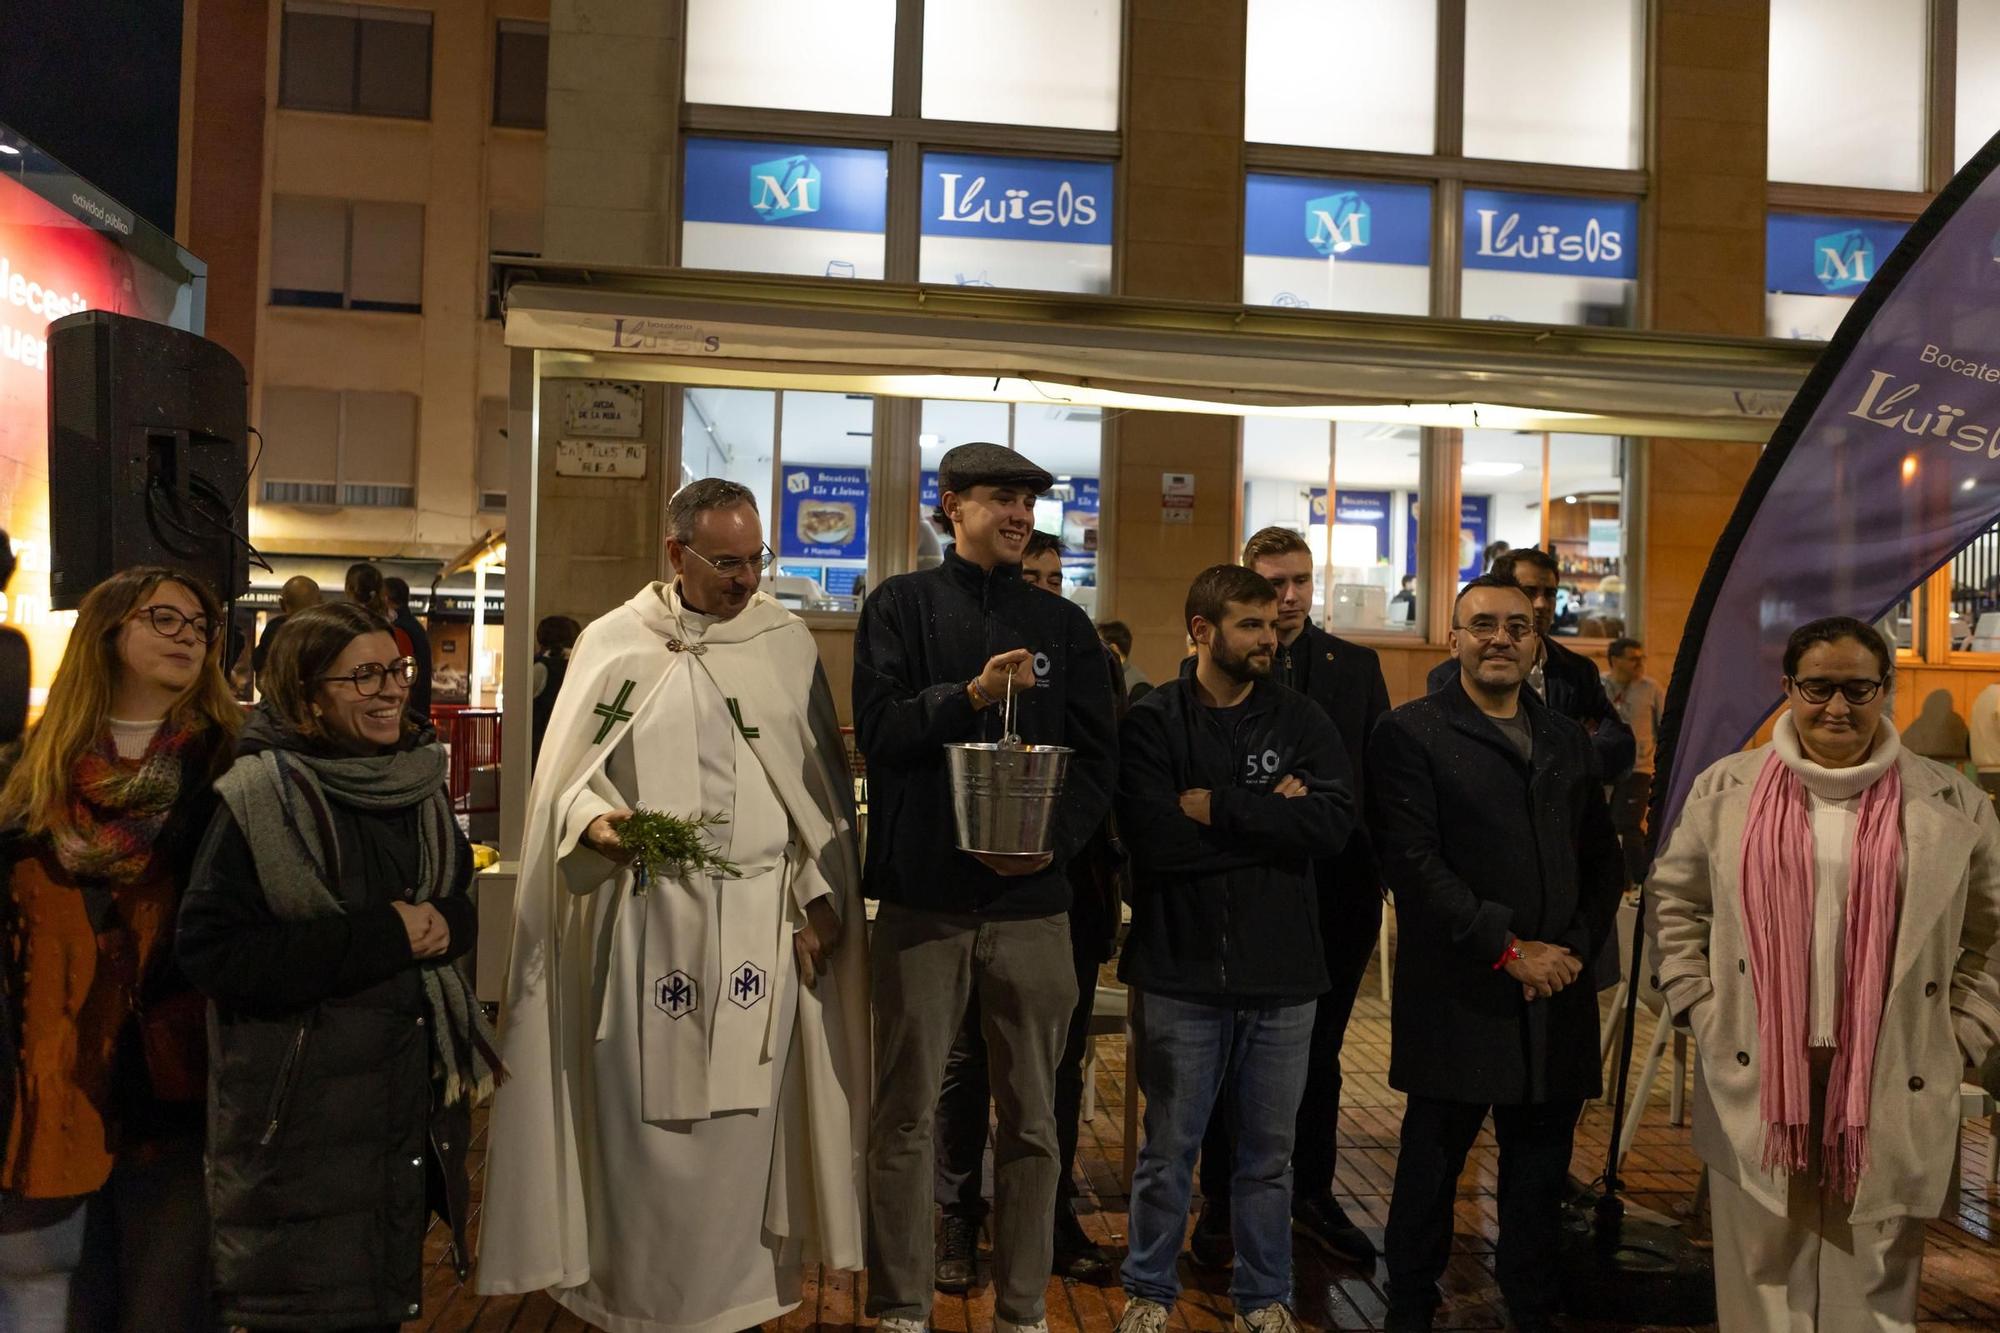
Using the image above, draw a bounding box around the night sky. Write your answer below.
[0,0,184,235]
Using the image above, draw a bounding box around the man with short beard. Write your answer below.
[1369,575,1625,1333]
[1111,564,1355,1333]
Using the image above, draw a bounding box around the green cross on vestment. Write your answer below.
[726,697,759,740]
[592,680,637,744]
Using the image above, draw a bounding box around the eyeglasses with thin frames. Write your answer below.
[318,656,419,697]
[681,543,777,578]
[1788,677,1885,706]
[1453,617,1536,643]
[134,604,219,645]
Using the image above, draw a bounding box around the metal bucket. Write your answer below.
[945,740,1073,857]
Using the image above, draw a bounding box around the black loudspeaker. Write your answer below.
[46,310,250,611]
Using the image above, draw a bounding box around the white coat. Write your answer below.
[1646,744,2000,1224]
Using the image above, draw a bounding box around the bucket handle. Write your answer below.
[1001,667,1019,745]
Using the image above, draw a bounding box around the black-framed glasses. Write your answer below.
[319,656,418,696]
[1788,676,1885,705]
[682,543,776,578]
[134,604,219,645]
[1454,616,1536,643]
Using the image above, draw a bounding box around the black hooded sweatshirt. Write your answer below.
[853,545,1117,918]
[1116,657,1357,1004]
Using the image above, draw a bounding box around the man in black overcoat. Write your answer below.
[1193,526,1391,1267]
[1370,576,1625,1333]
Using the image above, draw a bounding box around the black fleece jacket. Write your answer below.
[853,546,1117,917]
[1116,659,1356,1004]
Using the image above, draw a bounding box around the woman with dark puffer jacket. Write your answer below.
[179,601,498,1332]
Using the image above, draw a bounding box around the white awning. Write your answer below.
[501,267,1818,441]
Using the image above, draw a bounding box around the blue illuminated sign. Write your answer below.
[1245,174,1431,265]
[1462,190,1636,280]
[683,138,887,234]
[921,154,1113,244]
[1765,213,1908,296]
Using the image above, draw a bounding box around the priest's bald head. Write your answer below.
[666,478,772,621]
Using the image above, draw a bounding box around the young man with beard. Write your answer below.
[1370,576,1625,1333]
[855,443,1117,1333]
[1112,565,1356,1333]
[1192,527,1391,1268]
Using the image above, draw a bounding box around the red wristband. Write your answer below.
[1494,938,1523,970]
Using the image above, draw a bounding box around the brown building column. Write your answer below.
[1106,0,1248,682]
[1642,0,1770,676]
[175,0,269,378]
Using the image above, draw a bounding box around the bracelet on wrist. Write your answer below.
[1494,938,1523,971]
[967,677,992,709]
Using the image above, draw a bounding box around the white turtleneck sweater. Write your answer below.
[1770,714,1902,1047]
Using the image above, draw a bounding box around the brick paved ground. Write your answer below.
[412,939,2000,1332]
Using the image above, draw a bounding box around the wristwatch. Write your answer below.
[1493,937,1524,971]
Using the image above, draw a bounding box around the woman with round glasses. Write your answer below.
[178,602,496,1332]
[0,566,240,1330]
[1647,615,2000,1330]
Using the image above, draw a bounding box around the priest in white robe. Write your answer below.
[477,478,870,1333]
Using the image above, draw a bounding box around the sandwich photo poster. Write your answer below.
[781,465,870,560]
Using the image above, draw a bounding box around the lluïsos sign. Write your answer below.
[1461,189,1637,279]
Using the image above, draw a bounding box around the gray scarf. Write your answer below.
[214,736,502,1106]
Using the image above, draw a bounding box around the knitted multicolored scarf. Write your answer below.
[52,721,207,883]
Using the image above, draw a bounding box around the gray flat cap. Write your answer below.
[937,441,1054,495]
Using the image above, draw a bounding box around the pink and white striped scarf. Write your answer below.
[1738,745,1902,1199]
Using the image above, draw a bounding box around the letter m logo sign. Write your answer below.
[750,154,821,222]
[1304,191,1371,257]
[1814,228,1874,293]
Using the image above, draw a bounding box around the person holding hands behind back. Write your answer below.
[854,442,1116,1333]
[1368,574,1625,1333]
[178,601,494,1333]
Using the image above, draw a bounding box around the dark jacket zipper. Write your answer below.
[259,1016,313,1146]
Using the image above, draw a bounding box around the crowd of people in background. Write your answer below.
[0,454,1997,1333]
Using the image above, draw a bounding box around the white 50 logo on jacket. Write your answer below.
[1243,748,1281,783]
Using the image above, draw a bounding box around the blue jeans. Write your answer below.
[1122,990,1315,1314]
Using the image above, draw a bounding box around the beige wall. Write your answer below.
[183,0,548,563]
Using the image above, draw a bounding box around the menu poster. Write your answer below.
[1405,495,1491,580]
[781,466,870,559]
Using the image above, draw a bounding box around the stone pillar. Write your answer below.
[1104,0,1248,684]
[542,0,682,264]
[1643,0,1769,675]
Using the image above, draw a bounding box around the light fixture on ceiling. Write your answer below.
[0,144,19,156]
[1462,461,1524,478]
[1564,494,1578,504]
[1963,478,1978,492]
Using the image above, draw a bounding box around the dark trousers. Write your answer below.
[1384,1095,1582,1322]
[936,922,1101,1217]
[1609,770,1652,886]
[1199,887,1381,1205]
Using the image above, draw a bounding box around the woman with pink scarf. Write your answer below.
[1647,616,2000,1331]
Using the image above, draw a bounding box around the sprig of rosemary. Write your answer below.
[618,807,742,894]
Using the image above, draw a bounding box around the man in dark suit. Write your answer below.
[1424,547,1634,783]
[384,576,435,721]
[1190,526,1392,1268]
[1370,576,1626,1333]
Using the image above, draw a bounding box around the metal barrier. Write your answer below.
[439,708,502,813]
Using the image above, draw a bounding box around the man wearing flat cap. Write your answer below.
[855,442,1118,1333]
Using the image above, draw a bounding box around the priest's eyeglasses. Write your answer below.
[1454,616,1536,643]
[682,544,777,577]
[135,604,220,644]
[319,656,419,696]
[1788,677,1884,705]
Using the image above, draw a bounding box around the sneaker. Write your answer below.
[1113,1297,1172,1333]
[1052,1209,1116,1282]
[934,1213,979,1293]
[1187,1199,1233,1268]
[875,1318,930,1333]
[994,1319,1048,1333]
[1233,1302,1304,1333]
[1291,1192,1378,1264]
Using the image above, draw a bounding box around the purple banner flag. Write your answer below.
[1654,141,2000,844]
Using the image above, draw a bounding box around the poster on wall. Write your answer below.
[780,465,870,559]
[1405,495,1490,580]
[1059,477,1099,552]
[1309,487,1393,565]
[0,124,202,697]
